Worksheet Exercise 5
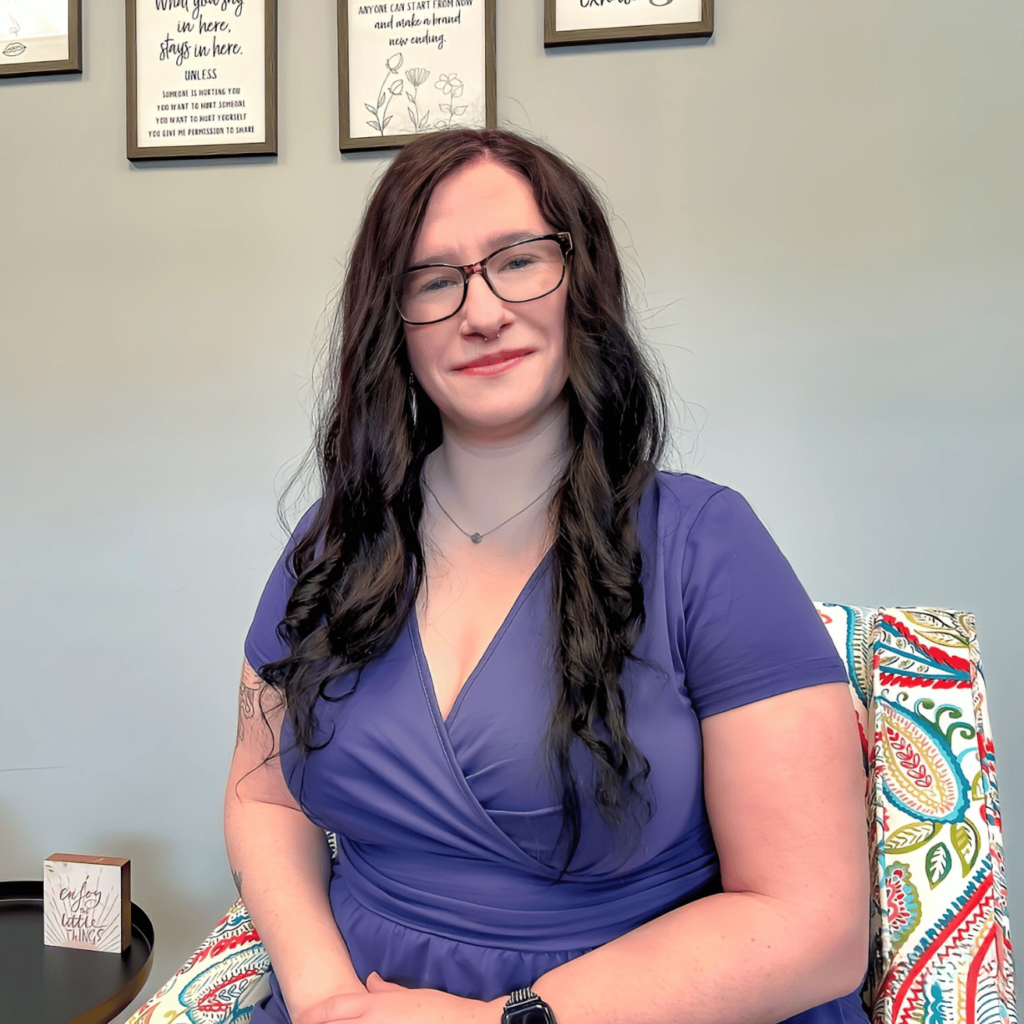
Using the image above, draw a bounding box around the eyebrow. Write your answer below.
[411,230,545,268]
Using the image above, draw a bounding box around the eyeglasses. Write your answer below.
[396,232,573,326]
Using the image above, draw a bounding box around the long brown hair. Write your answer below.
[263,129,667,867]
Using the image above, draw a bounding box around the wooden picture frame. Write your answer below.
[125,0,277,161]
[0,0,81,77]
[544,0,713,47]
[338,0,496,153]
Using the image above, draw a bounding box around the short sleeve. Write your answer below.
[244,504,319,675]
[675,486,848,719]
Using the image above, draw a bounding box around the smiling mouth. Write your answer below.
[454,349,532,373]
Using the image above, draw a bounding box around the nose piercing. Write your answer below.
[491,328,501,341]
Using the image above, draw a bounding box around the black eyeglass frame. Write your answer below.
[396,232,574,326]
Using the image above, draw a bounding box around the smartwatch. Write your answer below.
[501,987,557,1024]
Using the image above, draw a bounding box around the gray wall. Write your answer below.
[2,2,1021,1015]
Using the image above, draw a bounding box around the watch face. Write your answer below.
[515,1009,552,1024]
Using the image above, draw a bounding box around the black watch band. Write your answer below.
[501,987,557,1024]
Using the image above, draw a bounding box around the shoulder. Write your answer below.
[638,471,757,551]
[638,475,846,715]
[278,499,325,576]
[243,499,323,674]
[636,471,801,607]
[292,499,324,545]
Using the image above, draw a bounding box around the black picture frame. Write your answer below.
[338,0,496,153]
[0,0,81,77]
[544,0,713,47]
[125,0,277,161]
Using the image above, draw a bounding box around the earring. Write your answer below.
[408,372,418,425]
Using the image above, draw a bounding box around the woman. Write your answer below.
[225,129,869,1024]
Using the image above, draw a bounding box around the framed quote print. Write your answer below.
[338,0,496,153]
[125,0,277,161]
[0,0,81,77]
[544,0,713,47]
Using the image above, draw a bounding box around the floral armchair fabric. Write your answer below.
[127,605,1017,1024]
[819,605,1016,1023]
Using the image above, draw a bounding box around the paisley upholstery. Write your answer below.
[126,606,1017,1024]
[817,606,1016,1024]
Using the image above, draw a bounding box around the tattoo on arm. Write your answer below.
[240,681,256,719]
[232,868,243,895]
[235,668,258,745]
[235,660,284,751]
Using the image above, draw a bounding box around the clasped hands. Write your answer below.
[294,972,504,1024]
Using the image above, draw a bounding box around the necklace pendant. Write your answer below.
[470,532,483,544]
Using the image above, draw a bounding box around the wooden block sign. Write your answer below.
[43,854,131,953]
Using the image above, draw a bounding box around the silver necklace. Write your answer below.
[422,478,554,544]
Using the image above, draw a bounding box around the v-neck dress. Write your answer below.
[244,473,868,1023]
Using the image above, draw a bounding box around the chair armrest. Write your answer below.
[816,603,1017,1024]
[125,898,271,1023]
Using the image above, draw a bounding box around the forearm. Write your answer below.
[224,794,364,1019]
[533,890,866,1024]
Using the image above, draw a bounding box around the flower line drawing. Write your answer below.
[364,52,405,135]
[362,54,472,136]
[405,66,431,133]
[435,72,467,129]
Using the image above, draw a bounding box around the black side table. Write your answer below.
[0,880,154,1024]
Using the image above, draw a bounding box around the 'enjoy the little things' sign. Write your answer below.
[43,854,131,953]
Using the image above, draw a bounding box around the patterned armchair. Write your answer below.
[127,605,1017,1024]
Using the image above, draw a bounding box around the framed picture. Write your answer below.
[544,0,713,47]
[338,0,495,153]
[0,0,81,77]
[125,0,277,161]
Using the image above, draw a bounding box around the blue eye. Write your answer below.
[422,276,458,292]
[493,253,541,276]
[408,270,461,296]
[505,256,536,271]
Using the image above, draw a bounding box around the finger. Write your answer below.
[296,1010,360,1024]
[296,994,368,1023]
[365,971,408,993]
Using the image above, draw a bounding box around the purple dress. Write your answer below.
[245,473,868,1023]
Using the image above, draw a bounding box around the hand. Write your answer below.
[294,972,502,1024]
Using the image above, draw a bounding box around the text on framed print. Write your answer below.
[126,0,278,160]
[339,0,496,152]
[544,0,713,47]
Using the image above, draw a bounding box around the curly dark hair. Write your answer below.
[262,128,668,867]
